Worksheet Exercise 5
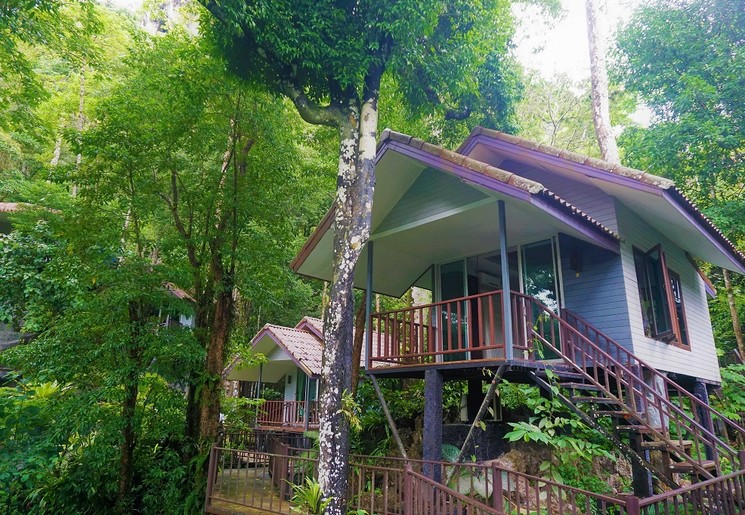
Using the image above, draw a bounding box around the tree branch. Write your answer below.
[278,80,344,128]
[423,85,472,120]
[200,0,231,26]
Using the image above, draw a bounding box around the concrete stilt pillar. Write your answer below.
[423,369,443,483]
[629,433,654,498]
[693,380,715,460]
[466,378,482,421]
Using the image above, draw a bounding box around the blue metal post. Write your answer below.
[499,200,513,360]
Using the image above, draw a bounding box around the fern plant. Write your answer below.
[290,477,332,514]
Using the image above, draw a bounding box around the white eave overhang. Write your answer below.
[292,134,621,298]
[459,129,745,275]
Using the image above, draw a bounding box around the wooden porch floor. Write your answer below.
[366,358,575,381]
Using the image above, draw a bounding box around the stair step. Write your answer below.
[641,439,694,451]
[572,396,620,404]
[595,410,634,419]
[669,460,717,473]
[537,370,586,381]
[616,425,656,433]
[560,382,602,391]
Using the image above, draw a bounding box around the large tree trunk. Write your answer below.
[318,83,379,514]
[723,269,745,359]
[117,374,138,512]
[586,0,620,163]
[117,301,143,512]
[199,263,234,441]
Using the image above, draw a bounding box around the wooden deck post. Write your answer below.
[258,363,263,397]
[625,495,640,515]
[204,444,218,512]
[423,369,443,483]
[491,462,503,511]
[303,376,311,434]
[498,200,513,360]
[403,465,413,514]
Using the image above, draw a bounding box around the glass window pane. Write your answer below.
[522,240,559,313]
[522,240,560,359]
[439,260,468,361]
[645,248,673,337]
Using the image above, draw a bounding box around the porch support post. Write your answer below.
[257,363,263,398]
[304,375,311,433]
[423,369,443,483]
[365,241,374,371]
[498,200,513,360]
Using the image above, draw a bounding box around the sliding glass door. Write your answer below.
[521,239,561,358]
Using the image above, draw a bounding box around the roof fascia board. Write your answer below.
[290,205,334,273]
[663,191,745,274]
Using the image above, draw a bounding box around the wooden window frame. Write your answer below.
[633,245,690,350]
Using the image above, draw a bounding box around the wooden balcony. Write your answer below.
[368,290,557,372]
[256,400,318,430]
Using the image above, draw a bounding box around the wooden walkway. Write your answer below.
[206,466,291,515]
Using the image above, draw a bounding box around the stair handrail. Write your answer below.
[512,292,738,477]
[563,308,745,443]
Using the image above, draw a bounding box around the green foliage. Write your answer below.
[221,395,262,433]
[339,389,362,432]
[440,443,461,463]
[1,2,132,190]
[615,0,743,208]
[502,381,614,485]
[716,364,745,423]
[516,72,634,157]
[0,220,75,332]
[290,476,332,515]
[0,380,63,511]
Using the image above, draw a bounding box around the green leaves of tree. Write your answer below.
[615,0,744,205]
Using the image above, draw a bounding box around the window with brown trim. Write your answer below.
[633,245,690,349]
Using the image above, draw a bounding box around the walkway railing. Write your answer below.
[206,440,745,514]
[205,443,632,514]
[256,400,318,428]
[404,466,500,514]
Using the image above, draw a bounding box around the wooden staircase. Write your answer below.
[511,293,745,491]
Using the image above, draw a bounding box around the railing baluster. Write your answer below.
[456,300,463,352]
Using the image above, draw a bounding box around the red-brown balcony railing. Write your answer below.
[255,400,318,428]
[368,290,552,368]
